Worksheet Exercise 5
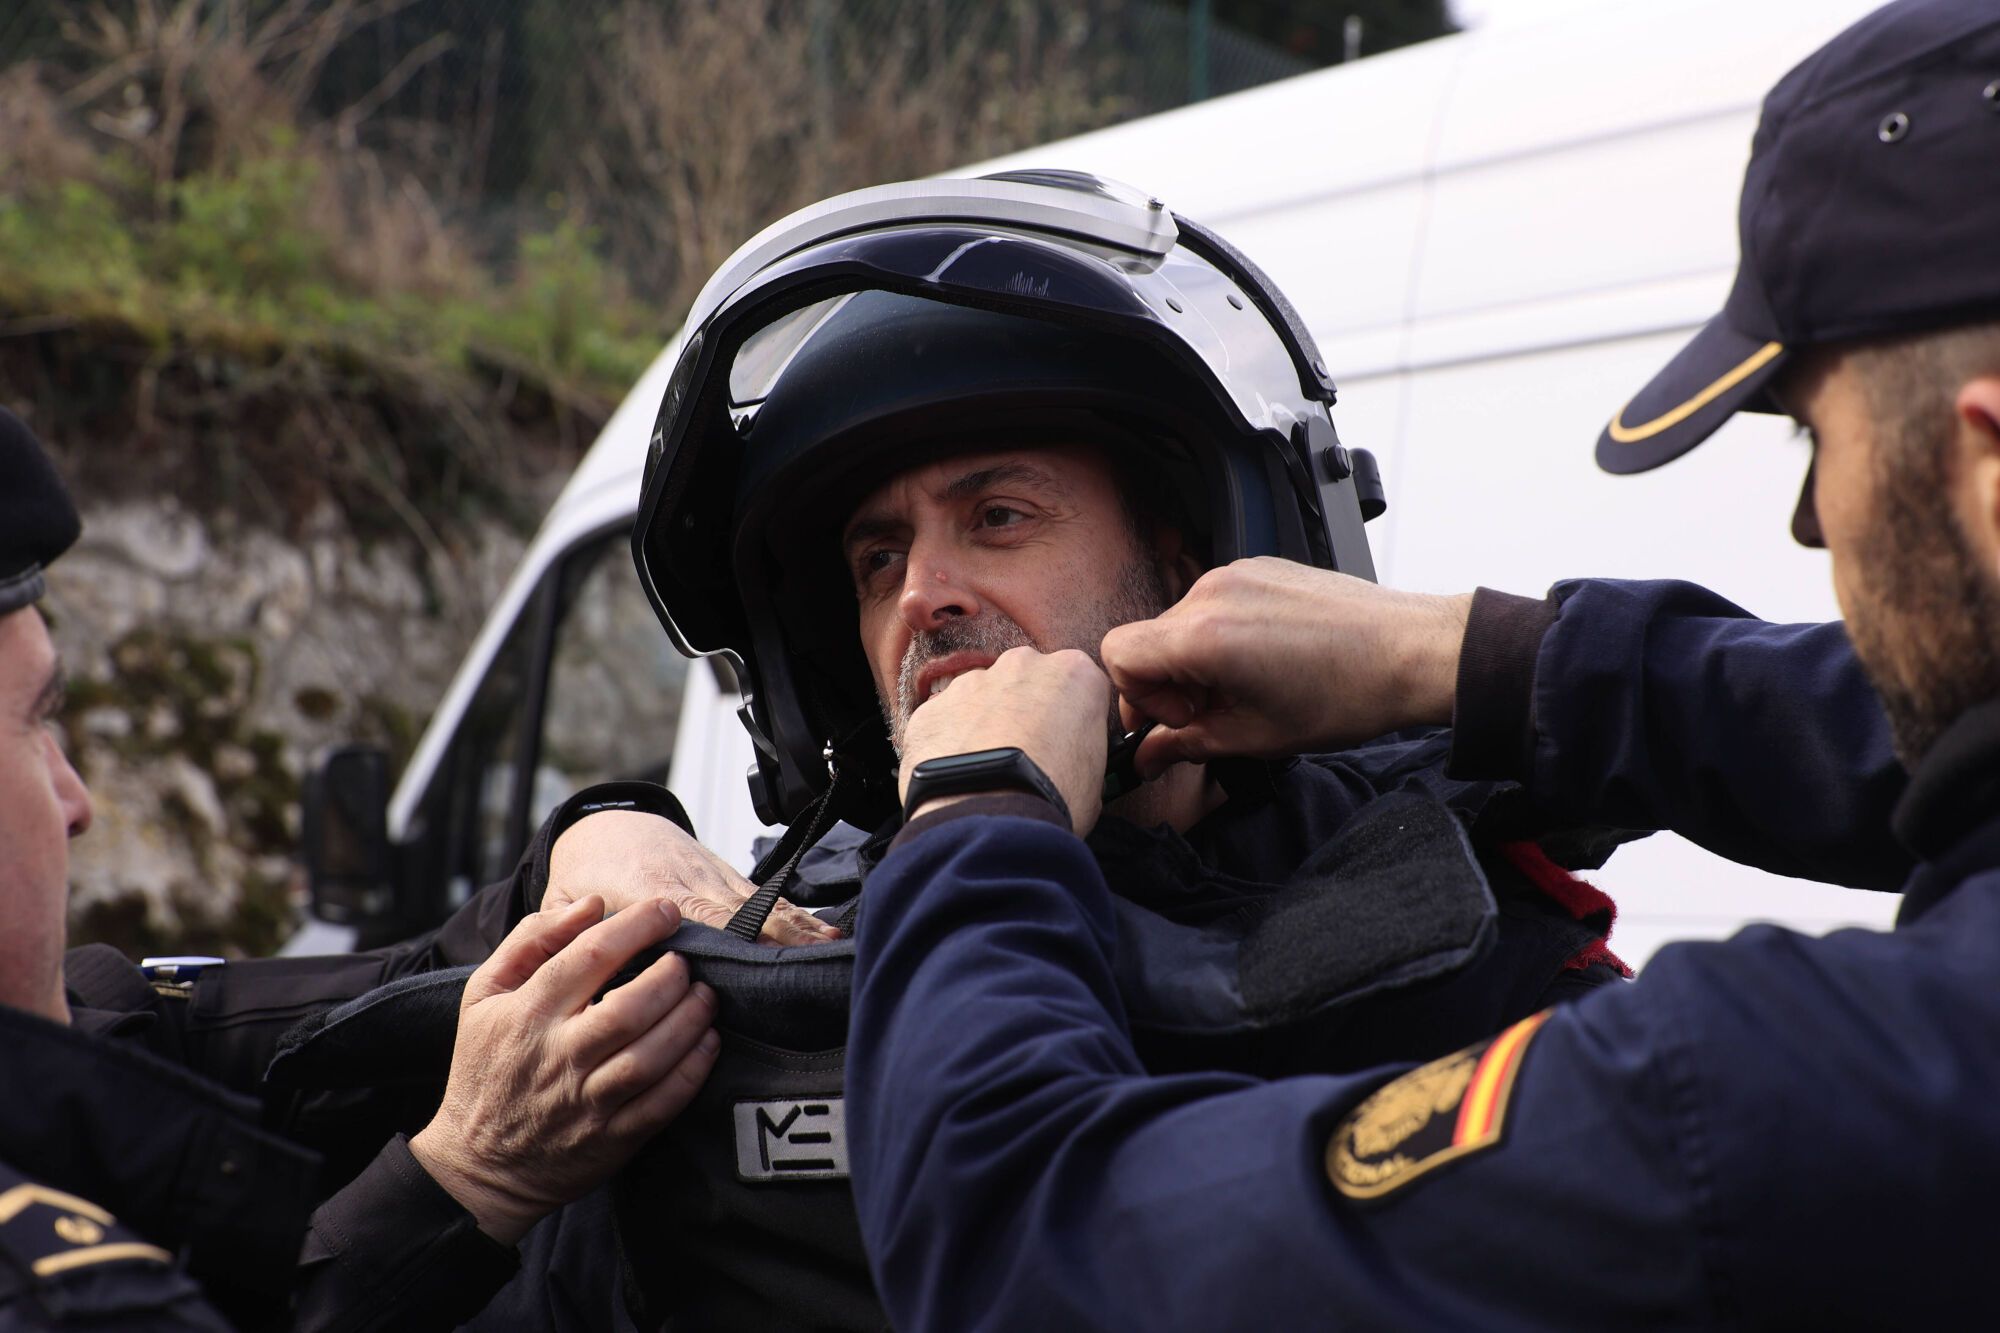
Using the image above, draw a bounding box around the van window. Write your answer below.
[530,534,690,832]
[450,594,543,892]
[409,525,692,909]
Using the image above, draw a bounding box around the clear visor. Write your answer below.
[709,222,1316,440]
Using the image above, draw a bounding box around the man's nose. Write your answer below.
[49,734,93,838]
[897,541,984,633]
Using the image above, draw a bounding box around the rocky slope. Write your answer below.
[48,495,548,957]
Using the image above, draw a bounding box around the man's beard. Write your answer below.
[880,555,1170,756]
[1846,446,2000,769]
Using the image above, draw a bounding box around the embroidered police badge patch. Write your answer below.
[1326,1010,1550,1199]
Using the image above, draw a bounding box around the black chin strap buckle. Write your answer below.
[1103,722,1158,803]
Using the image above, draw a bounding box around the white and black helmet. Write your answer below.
[635,170,1384,826]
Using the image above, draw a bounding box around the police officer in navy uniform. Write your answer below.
[844,0,2000,1325]
[0,436,242,1330]
[0,412,723,1329]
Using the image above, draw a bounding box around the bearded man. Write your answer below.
[842,1,2000,1326]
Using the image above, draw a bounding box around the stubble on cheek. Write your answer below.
[877,553,1170,757]
[881,614,1035,755]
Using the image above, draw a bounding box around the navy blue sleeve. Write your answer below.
[848,813,1698,1330]
[1462,579,1909,890]
[849,813,1997,1330]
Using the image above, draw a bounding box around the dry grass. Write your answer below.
[0,0,1141,541]
[571,0,1132,319]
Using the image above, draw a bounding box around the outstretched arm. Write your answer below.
[1103,561,1908,889]
[848,806,1975,1330]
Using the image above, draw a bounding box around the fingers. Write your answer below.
[606,1027,722,1142]
[661,881,839,945]
[584,979,719,1111]
[526,899,682,1015]
[764,902,843,945]
[1133,721,1222,780]
[1118,682,1200,730]
[470,895,604,1005]
[1100,617,1200,696]
[664,884,747,934]
[570,948,696,1066]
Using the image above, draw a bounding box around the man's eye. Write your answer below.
[979,506,1025,528]
[857,549,902,580]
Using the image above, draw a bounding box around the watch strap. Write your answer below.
[902,747,1072,828]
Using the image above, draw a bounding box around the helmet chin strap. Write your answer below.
[729,711,889,940]
[727,757,858,941]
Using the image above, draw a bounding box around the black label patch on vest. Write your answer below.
[734,1098,849,1181]
[1326,1010,1549,1200]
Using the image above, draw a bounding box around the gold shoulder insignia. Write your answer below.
[1326,1010,1551,1200]
[0,1183,172,1278]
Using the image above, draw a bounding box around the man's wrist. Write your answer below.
[1402,591,1474,728]
[906,792,978,822]
[407,1126,539,1247]
[901,747,1073,829]
[891,790,1075,854]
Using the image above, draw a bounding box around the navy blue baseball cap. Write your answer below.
[1598,0,2000,473]
[0,408,80,616]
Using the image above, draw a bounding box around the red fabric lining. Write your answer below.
[1499,841,1633,978]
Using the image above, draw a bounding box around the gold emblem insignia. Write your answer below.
[54,1215,104,1246]
[0,1183,171,1277]
[1327,1010,1551,1200]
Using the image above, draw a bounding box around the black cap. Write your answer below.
[1598,0,2000,473]
[0,408,80,616]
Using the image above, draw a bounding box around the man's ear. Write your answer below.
[1954,376,2000,571]
[1150,525,1204,603]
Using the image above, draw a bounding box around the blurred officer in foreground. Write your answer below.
[0,410,719,1329]
[845,0,2000,1325]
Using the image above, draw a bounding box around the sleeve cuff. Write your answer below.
[889,792,1072,855]
[299,1134,518,1330]
[1448,587,1560,781]
[522,781,697,914]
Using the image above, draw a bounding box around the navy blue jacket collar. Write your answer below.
[0,1003,319,1323]
[1894,698,2000,925]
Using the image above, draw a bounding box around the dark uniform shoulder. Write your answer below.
[0,1161,229,1331]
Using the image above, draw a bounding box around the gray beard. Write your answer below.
[881,555,1170,758]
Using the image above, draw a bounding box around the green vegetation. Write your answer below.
[0,150,659,405]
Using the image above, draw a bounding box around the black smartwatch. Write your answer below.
[902,747,1072,827]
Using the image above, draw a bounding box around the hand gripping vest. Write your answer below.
[263,763,1620,1331]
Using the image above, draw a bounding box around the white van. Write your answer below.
[298,0,1901,963]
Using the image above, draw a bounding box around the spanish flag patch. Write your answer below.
[1326,1010,1550,1200]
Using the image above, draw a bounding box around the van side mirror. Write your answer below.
[303,745,395,925]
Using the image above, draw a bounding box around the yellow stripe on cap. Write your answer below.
[1606,340,1785,444]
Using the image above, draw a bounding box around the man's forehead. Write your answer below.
[842,445,1105,529]
[0,607,55,697]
